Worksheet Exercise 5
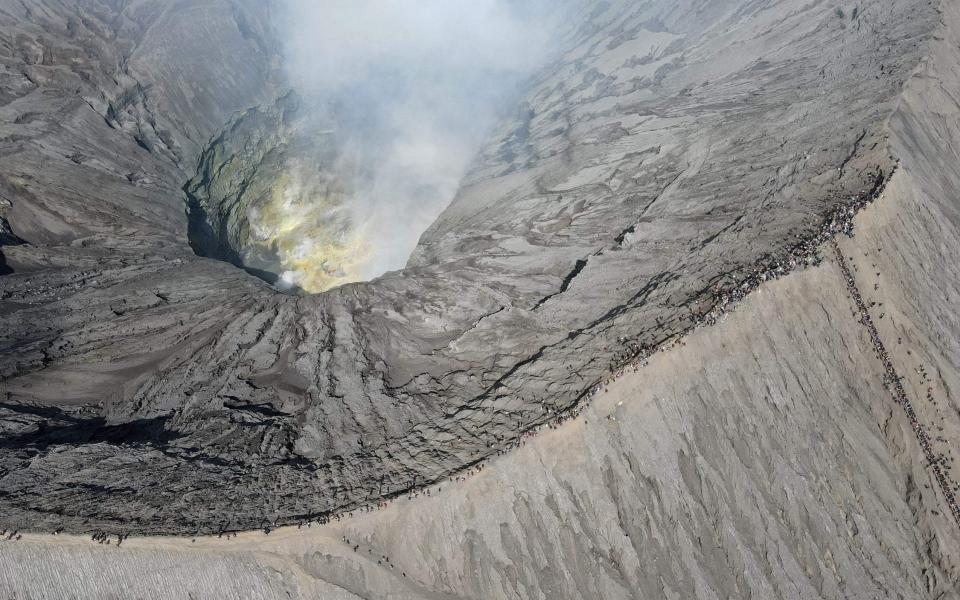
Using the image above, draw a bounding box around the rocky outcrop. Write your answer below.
[0,0,953,549]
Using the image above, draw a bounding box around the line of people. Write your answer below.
[5,168,900,545]
[833,241,960,528]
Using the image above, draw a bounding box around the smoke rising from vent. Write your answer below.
[268,0,558,291]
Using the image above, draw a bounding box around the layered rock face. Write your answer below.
[0,0,954,569]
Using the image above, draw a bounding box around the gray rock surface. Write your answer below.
[0,0,955,560]
[3,155,960,597]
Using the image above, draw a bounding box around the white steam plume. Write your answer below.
[277,0,558,283]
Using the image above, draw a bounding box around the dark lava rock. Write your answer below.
[0,0,943,535]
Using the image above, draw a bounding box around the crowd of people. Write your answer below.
[261,168,908,541]
[89,531,124,546]
[833,240,960,528]
[1,529,21,541]
[10,163,956,549]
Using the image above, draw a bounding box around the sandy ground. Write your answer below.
[3,165,959,598]
[3,2,960,595]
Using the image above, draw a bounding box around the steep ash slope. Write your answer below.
[5,138,960,598]
[0,0,948,537]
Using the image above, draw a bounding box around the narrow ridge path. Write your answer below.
[832,240,960,529]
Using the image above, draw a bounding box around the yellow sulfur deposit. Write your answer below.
[246,170,371,293]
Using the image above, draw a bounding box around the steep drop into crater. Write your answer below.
[0,0,952,553]
[184,93,372,293]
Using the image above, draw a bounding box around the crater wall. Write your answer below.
[0,0,954,544]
